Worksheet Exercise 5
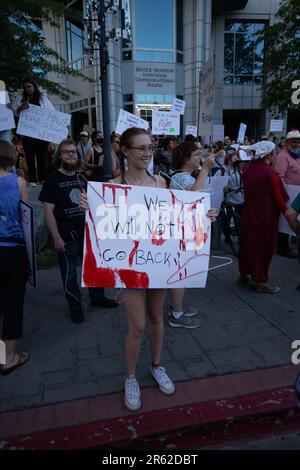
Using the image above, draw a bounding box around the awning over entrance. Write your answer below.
[212,0,248,16]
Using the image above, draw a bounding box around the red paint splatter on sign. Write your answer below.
[129,240,139,266]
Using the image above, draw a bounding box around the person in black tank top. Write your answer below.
[85,131,104,181]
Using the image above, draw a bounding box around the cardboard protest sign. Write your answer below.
[237,123,247,144]
[115,109,149,135]
[172,98,186,115]
[278,184,300,236]
[0,90,9,105]
[20,200,37,288]
[185,125,198,137]
[17,104,71,144]
[199,56,214,137]
[152,111,180,135]
[205,175,229,210]
[213,124,224,142]
[270,119,283,132]
[0,104,15,132]
[82,183,211,289]
[0,92,15,131]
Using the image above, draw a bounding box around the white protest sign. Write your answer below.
[0,91,9,105]
[199,56,214,137]
[172,98,186,115]
[152,111,180,135]
[237,123,247,144]
[0,104,15,131]
[82,182,211,289]
[115,109,149,135]
[278,185,300,236]
[20,200,37,288]
[238,149,252,161]
[238,146,253,161]
[213,124,224,142]
[17,104,71,144]
[205,175,229,210]
[270,119,284,132]
[185,125,198,137]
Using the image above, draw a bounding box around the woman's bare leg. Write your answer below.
[146,289,166,366]
[122,290,146,377]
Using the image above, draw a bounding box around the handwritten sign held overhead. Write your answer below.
[269,119,284,132]
[185,125,198,137]
[237,123,247,144]
[199,56,214,137]
[82,183,211,289]
[115,109,149,135]
[212,124,224,142]
[17,104,71,144]
[152,111,180,136]
[172,98,186,115]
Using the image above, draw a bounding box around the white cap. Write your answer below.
[246,141,276,159]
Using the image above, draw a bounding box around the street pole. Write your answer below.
[197,69,202,143]
[98,0,112,179]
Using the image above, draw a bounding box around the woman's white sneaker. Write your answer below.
[151,366,175,395]
[124,376,141,411]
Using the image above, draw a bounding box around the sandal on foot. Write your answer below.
[255,283,280,294]
[0,352,30,376]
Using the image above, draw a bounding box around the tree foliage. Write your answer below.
[0,0,91,100]
[259,0,300,114]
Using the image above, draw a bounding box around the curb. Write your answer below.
[0,364,299,450]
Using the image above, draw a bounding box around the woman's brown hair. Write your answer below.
[119,127,150,183]
[22,75,42,105]
[172,141,198,170]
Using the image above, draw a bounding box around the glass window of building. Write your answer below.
[66,20,84,62]
[224,20,265,85]
[156,51,164,62]
[145,51,155,61]
[135,50,145,61]
[135,0,174,50]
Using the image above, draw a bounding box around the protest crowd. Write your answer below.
[0,77,300,412]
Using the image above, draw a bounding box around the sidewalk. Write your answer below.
[0,251,299,447]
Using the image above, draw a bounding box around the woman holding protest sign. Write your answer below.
[14,76,54,185]
[80,127,217,411]
[0,141,30,375]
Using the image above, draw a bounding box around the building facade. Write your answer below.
[46,0,286,140]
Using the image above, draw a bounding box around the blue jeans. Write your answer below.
[58,241,105,309]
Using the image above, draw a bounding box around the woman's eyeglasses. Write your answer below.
[127,145,155,153]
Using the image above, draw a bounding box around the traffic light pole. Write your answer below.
[98,0,112,179]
